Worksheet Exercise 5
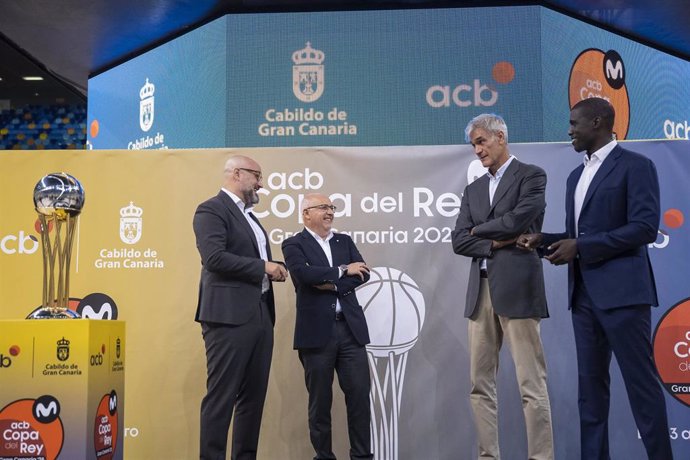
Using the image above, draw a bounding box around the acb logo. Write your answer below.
[0,345,21,368]
[0,354,12,368]
[0,231,39,254]
[90,353,104,366]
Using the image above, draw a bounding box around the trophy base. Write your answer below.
[26,308,81,320]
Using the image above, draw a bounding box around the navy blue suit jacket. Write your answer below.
[282,229,370,349]
[543,145,659,309]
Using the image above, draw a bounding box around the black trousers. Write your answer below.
[199,298,273,460]
[572,275,672,460]
[298,319,373,460]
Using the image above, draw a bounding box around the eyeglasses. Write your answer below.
[237,168,262,181]
[304,204,337,212]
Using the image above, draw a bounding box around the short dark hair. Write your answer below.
[572,97,615,131]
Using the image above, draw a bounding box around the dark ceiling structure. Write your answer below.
[1,0,689,107]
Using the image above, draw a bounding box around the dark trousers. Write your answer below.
[572,280,672,460]
[199,298,274,460]
[298,319,373,460]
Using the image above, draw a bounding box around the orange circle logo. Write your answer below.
[90,120,99,138]
[664,209,684,229]
[654,298,690,406]
[93,391,118,459]
[492,61,515,85]
[0,397,64,460]
[569,49,630,139]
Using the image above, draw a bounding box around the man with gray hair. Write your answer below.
[452,114,554,459]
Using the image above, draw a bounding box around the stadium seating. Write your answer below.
[0,105,86,150]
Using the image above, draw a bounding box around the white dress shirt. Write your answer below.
[222,188,269,293]
[305,227,342,313]
[488,155,515,205]
[481,155,515,270]
[573,140,616,232]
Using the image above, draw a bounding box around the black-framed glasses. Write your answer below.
[305,204,337,212]
[237,167,262,181]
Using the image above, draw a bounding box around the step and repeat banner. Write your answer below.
[75,4,690,459]
[0,143,689,459]
[87,6,690,149]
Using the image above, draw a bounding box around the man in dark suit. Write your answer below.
[452,114,553,459]
[281,193,373,460]
[519,97,672,460]
[193,154,288,460]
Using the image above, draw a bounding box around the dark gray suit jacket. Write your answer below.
[193,191,275,325]
[452,159,548,319]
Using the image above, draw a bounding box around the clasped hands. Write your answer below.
[516,234,577,265]
[265,261,288,282]
[471,225,577,265]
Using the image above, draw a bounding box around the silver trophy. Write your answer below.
[27,173,85,319]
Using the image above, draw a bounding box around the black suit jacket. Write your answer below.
[193,191,275,325]
[282,229,370,349]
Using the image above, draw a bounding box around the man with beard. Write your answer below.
[193,155,288,460]
[282,193,373,460]
[519,97,672,460]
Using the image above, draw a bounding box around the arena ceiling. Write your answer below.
[0,0,688,105]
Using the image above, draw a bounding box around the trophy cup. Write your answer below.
[27,173,85,319]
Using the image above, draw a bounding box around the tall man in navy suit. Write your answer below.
[519,97,673,460]
[282,193,373,460]
[452,114,553,460]
[193,155,288,460]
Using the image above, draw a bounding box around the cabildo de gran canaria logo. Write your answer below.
[94,202,165,270]
[45,336,82,376]
[139,78,155,132]
[56,337,70,362]
[258,41,358,138]
[128,78,167,149]
[293,42,324,103]
[120,201,143,245]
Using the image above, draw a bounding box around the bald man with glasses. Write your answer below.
[282,193,373,460]
[193,155,288,460]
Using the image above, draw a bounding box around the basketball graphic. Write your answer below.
[357,267,426,459]
[358,267,426,356]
